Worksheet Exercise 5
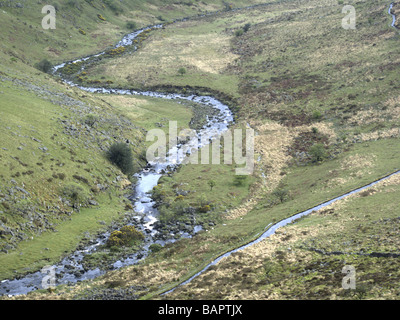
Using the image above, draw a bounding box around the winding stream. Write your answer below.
[390,2,398,28]
[0,22,234,297]
[1,2,399,298]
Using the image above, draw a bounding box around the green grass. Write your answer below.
[0,56,209,280]
[155,159,255,224]
[77,8,250,97]
[0,192,125,279]
[0,0,270,284]
[0,0,270,68]
[2,0,400,300]
[56,137,398,300]
[150,138,400,299]
[99,94,194,136]
[0,64,145,278]
[233,0,400,131]
[162,159,400,300]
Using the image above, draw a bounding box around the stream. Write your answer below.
[390,2,398,28]
[1,2,399,298]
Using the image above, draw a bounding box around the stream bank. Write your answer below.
[1,1,399,299]
[0,23,235,296]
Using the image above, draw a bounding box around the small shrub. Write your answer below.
[243,23,251,33]
[198,204,211,213]
[208,180,216,191]
[175,195,185,201]
[120,225,144,241]
[312,110,322,121]
[107,231,124,247]
[178,67,186,76]
[61,183,88,206]
[107,142,134,175]
[360,189,376,197]
[159,207,175,223]
[197,193,208,207]
[173,201,187,215]
[91,185,100,193]
[59,61,83,75]
[97,14,106,21]
[224,3,233,10]
[126,21,137,30]
[35,59,52,73]
[235,29,244,37]
[106,46,125,56]
[124,202,133,210]
[311,127,319,134]
[151,184,166,202]
[233,175,247,186]
[84,114,99,127]
[107,225,144,247]
[1,201,10,210]
[272,188,289,203]
[52,172,66,180]
[79,28,86,35]
[149,243,163,253]
[309,143,328,163]
[73,174,90,185]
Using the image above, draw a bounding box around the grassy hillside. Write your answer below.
[0,61,198,278]
[1,0,400,300]
[0,0,229,279]
[165,170,400,300]
[0,0,269,67]
[14,138,400,300]
[81,0,400,231]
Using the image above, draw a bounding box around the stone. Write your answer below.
[88,200,99,206]
[15,187,30,195]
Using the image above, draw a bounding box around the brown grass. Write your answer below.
[224,120,293,220]
[89,21,238,88]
